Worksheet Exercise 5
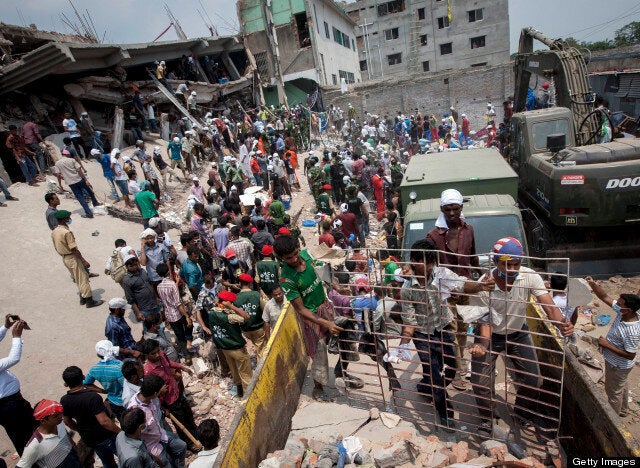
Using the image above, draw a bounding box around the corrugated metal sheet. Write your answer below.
[614,74,640,98]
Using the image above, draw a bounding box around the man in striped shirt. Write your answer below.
[156,264,194,365]
[586,277,640,417]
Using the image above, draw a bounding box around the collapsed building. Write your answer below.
[0,22,258,183]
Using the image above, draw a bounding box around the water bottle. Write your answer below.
[354,310,363,332]
[467,324,474,335]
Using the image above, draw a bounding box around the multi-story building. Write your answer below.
[342,0,509,80]
[237,0,362,106]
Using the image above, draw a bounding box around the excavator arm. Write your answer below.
[513,27,599,146]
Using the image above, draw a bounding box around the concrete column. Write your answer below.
[111,106,124,150]
[222,52,241,80]
[160,113,170,141]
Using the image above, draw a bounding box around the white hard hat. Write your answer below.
[340,203,349,213]
[173,137,180,143]
[111,148,120,157]
[333,219,343,227]
[191,91,197,95]
[90,148,101,156]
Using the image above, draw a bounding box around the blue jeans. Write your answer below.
[69,179,99,217]
[460,131,470,146]
[413,327,457,420]
[131,126,143,142]
[0,178,11,199]
[105,177,118,199]
[27,143,46,173]
[160,431,187,468]
[17,157,38,183]
[115,179,129,197]
[93,434,118,468]
[254,173,262,186]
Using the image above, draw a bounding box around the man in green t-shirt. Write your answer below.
[234,274,267,357]
[316,184,335,217]
[206,290,253,398]
[273,235,343,401]
[134,181,159,228]
[256,245,280,297]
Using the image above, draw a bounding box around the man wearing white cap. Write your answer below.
[225,157,247,195]
[83,340,126,421]
[427,188,479,389]
[167,137,187,180]
[190,176,206,204]
[187,91,198,115]
[139,228,171,291]
[105,297,141,359]
[460,113,470,147]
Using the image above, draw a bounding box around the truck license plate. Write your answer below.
[565,216,577,225]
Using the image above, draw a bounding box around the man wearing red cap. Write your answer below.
[19,400,81,467]
[316,184,335,217]
[204,290,253,397]
[468,237,573,434]
[234,274,267,357]
[538,82,551,109]
[227,226,254,270]
[256,245,280,297]
[221,249,250,293]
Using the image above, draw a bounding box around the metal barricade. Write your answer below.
[327,247,569,450]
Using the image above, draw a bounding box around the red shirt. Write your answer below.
[462,118,470,133]
[426,221,479,278]
[335,213,359,237]
[144,351,182,406]
[318,232,335,247]
[250,157,260,174]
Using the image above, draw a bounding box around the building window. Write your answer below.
[332,27,343,45]
[253,51,269,78]
[360,60,368,71]
[418,8,425,20]
[420,34,428,46]
[471,62,488,67]
[387,53,402,65]
[377,0,405,17]
[437,16,450,29]
[384,27,399,41]
[324,21,330,39]
[339,70,356,84]
[468,8,483,22]
[470,35,486,49]
[440,42,452,55]
[332,74,337,85]
[422,61,430,72]
[352,39,355,51]
[342,32,351,49]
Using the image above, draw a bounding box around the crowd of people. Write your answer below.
[1,82,639,468]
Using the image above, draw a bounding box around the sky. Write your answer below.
[1,0,639,52]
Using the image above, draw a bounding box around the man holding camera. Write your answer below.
[0,315,35,456]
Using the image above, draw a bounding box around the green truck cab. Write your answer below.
[400,151,529,267]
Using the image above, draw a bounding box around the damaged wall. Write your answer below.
[324,62,512,129]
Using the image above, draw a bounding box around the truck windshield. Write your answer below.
[532,119,569,150]
[403,214,525,260]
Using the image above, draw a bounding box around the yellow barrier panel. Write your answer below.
[526,302,640,457]
[215,302,309,467]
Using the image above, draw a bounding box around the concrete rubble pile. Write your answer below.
[258,432,548,468]
[257,407,551,468]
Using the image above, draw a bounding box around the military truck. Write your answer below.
[399,150,528,271]
[508,27,640,275]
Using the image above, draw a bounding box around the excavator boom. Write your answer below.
[513,27,598,145]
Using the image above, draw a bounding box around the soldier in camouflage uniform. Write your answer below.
[308,158,325,203]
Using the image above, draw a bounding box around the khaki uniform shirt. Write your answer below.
[51,225,77,256]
